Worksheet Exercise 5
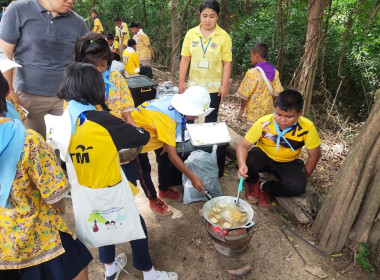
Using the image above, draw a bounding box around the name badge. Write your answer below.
[198,60,210,69]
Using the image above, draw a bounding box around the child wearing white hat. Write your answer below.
[131,86,214,215]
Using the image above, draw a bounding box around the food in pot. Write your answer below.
[208,202,248,228]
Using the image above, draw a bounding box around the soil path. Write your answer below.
[63,160,367,280]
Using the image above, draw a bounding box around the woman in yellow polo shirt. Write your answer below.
[179,0,232,123]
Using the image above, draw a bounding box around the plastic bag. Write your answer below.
[156,81,179,99]
[183,145,222,204]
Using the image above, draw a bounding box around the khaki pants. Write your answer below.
[18,91,63,139]
[139,59,151,66]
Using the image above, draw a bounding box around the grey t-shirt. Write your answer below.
[0,0,88,97]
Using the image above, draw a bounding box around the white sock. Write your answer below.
[105,262,118,277]
[143,267,157,280]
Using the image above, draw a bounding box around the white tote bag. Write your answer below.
[45,111,146,248]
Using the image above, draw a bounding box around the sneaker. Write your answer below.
[258,189,271,211]
[105,253,128,280]
[158,188,183,201]
[245,182,259,204]
[149,198,173,216]
[155,270,178,280]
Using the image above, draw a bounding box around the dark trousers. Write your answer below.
[205,92,221,123]
[246,147,306,197]
[140,65,153,79]
[98,216,152,271]
[121,159,139,186]
[136,147,172,200]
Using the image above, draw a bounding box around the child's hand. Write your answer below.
[237,165,248,179]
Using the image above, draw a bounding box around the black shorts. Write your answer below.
[0,231,93,280]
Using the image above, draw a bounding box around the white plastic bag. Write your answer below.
[183,145,222,204]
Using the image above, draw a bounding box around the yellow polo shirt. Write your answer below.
[181,24,232,93]
[131,101,177,153]
[115,23,130,46]
[123,48,140,74]
[133,32,152,61]
[93,18,103,34]
[245,114,321,162]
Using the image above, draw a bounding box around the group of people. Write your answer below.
[0,0,322,280]
[91,9,154,78]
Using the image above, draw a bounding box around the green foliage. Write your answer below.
[356,243,375,274]
[88,212,106,224]
[71,0,379,121]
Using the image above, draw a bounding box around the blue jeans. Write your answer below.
[98,216,152,271]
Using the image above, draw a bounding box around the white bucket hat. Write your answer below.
[0,49,21,73]
[171,86,214,117]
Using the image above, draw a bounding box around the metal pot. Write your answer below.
[118,146,143,165]
[202,196,259,230]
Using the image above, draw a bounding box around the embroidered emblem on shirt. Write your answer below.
[211,43,217,49]
[192,41,199,47]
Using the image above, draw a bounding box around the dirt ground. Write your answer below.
[63,160,369,280]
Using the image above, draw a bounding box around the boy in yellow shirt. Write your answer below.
[123,39,153,79]
[236,90,321,211]
[114,16,130,49]
[237,42,283,125]
[129,22,154,66]
[107,33,121,61]
[91,9,103,34]
[132,87,213,216]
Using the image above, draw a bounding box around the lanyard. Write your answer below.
[200,36,212,59]
[118,24,123,36]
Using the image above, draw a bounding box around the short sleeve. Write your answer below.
[244,118,263,144]
[0,2,21,44]
[27,133,69,205]
[221,33,232,61]
[155,116,176,147]
[181,32,191,56]
[273,71,283,95]
[236,69,259,100]
[304,124,321,150]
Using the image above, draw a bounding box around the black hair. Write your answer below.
[274,89,304,113]
[252,42,268,59]
[136,22,142,28]
[0,72,9,115]
[127,39,136,47]
[56,62,109,111]
[106,33,114,40]
[91,9,98,15]
[129,22,139,28]
[75,33,112,67]
[200,0,220,15]
[114,16,121,22]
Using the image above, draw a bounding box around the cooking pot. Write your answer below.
[118,146,143,165]
[202,196,259,230]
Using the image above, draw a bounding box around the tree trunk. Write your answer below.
[312,97,380,254]
[142,0,147,26]
[169,0,192,76]
[289,0,326,116]
[169,0,181,76]
[219,0,231,31]
[337,5,355,78]
[276,0,290,75]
